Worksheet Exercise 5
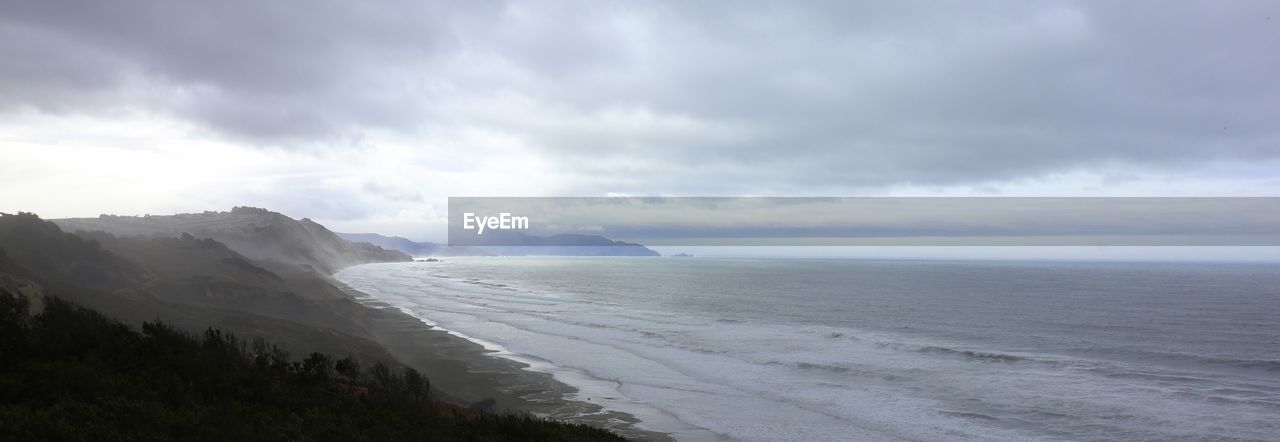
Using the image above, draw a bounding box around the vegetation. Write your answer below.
[0,291,625,441]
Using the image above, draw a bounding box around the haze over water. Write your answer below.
[338,257,1280,441]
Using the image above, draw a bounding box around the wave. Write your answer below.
[794,362,852,373]
[936,410,1001,422]
[916,345,1027,363]
[1208,357,1280,372]
[1070,346,1280,373]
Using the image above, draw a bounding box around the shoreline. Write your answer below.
[329,277,675,441]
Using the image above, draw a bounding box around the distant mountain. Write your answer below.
[337,233,492,257]
[471,231,661,256]
[338,231,660,257]
[56,207,410,273]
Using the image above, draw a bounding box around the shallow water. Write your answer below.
[336,257,1280,441]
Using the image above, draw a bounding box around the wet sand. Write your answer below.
[332,281,673,441]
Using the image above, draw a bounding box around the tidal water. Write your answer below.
[337,257,1280,441]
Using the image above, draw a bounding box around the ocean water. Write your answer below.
[336,257,1280,441]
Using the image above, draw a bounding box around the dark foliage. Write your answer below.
[0,291,625,441]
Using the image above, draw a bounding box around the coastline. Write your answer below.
[328,277,674,441]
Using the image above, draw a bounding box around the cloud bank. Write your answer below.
[2,0,1278,238]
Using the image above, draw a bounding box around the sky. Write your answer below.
[2,0,1279,241]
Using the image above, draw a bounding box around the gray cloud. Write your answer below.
[2,0,1278,196]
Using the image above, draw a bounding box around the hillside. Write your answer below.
[0,212,397,363]
[0,290,624,441]
[56,207,410,274]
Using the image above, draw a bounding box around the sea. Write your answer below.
[335,257,1280,441]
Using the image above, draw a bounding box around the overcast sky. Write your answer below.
[2,1,1278,240]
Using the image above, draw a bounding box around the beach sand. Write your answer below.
[332,281,673,441]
